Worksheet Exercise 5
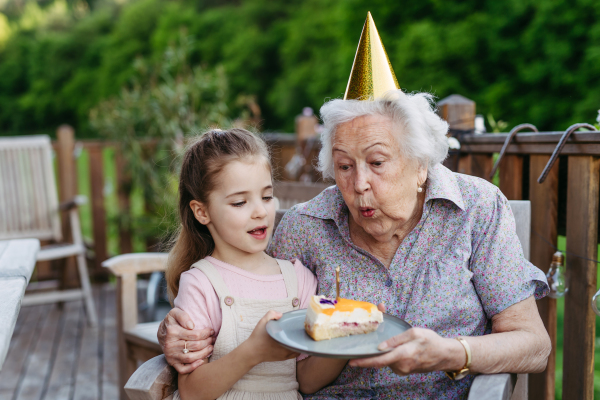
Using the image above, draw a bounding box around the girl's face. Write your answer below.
[191,156,276,259]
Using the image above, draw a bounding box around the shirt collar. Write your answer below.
[425,163,465,211]
[297,163,465,223]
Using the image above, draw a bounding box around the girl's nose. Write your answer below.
[252,202,268,219]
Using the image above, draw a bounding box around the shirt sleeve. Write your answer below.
[469,188,549,318]
[173,269,221,337]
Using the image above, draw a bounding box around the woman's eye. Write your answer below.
[372,161,383,167]
[232,201,246,207]
[339,165,351,171]
[263,196,273,201]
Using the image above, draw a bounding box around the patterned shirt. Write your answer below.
[268,163,549,400]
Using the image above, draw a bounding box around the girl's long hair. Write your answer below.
[165,128,271,302]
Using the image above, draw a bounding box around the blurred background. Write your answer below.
[0,0,599,137]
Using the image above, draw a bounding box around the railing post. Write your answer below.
[528,155,559,400]
[56,125,80,288]
[563,155,599,400]
[499,155,524,200]
[116,151,133,254]
[437,94,476,175]
[88,142,109,280]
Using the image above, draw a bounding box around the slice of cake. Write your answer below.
[304,295,383,341]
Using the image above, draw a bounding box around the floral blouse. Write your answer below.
[268,163,549,399]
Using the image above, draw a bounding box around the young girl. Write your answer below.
[166,129,346,400]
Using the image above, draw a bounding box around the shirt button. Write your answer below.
[385,278,393,287]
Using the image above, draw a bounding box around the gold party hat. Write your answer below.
[344,12,400,100]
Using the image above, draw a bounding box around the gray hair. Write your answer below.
[317,90,449,180]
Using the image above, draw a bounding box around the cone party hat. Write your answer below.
[344,12,400,100]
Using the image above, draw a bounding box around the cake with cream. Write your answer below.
[304,295,383,341]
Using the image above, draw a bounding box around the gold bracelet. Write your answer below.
[445,337,472,380]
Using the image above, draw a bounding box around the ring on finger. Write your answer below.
[183,341,189,354]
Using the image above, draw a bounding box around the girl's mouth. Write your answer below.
[359,207,375,218]
[248,226,268,240]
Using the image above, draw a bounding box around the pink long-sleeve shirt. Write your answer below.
[174,256,317,353]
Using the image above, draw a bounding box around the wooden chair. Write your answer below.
[0,135,97,327]
[122,202,532,400]
[274,181,331,210]
[102,252,169,400]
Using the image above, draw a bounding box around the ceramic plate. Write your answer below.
[266,309,412,359]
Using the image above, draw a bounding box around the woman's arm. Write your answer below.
[178,340,258,400]
[296,357,348,394]
[178,310,299,400]
[348,296,551,375]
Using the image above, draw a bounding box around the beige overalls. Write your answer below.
[174,259,302,400]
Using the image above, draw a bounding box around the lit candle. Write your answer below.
[336,266,340,301]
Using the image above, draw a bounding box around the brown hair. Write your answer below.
[165,128,271,302]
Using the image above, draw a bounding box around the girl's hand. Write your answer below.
[246,310,300,363]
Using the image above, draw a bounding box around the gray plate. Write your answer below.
[266,309,412,359]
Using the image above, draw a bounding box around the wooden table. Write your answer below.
[0,239,40,370]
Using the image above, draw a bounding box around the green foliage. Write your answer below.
[1,0,600,136]
[89,33,245,242]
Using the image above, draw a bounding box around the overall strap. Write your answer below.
[191,259,231,299]
[276,259,298,299]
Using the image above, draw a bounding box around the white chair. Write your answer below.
[0,135,97,327]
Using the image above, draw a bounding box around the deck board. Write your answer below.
[0,284,120,400]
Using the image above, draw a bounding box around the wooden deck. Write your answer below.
[0,284,119,400]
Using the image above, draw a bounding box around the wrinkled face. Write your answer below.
[332,114,427,241]
[191,157,276,257]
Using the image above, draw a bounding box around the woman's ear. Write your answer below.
[190,200,210,225]
[417,165,428,187]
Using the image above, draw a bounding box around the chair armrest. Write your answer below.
[102,253,169,277]
[124,355,177,400]
[59,195,87,211]
[468,373,516,400]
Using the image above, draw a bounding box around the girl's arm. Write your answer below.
[296,357,348,394]
[178,310,299,400]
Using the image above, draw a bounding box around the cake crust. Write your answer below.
[304,295,383,341]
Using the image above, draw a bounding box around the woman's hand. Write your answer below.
[244,310,300,363]
[157,307,215,374]
[348,328,465,375]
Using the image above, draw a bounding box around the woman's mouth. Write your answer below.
[248,226,268,240]
[359,207,376,218]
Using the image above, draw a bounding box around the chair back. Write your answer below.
[507,200,531,261]
[0,135,61,241]
[274,181,331,209]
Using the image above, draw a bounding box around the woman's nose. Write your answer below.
[354,168,371,193]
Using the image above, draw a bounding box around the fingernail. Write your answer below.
[378,343,390,351]
[186,321,194,329]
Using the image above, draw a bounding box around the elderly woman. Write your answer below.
[157,90,551,398]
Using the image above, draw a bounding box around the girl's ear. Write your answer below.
[190,200,210,225]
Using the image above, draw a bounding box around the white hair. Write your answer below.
[317,90,450,180]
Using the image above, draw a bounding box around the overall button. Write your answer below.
[224,296,234,306]
[292,297,300,307]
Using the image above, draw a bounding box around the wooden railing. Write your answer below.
[454,130,600,400]
[41,129,301,286]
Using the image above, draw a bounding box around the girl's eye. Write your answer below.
[263,196,273,201]
[232,201,246,207]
